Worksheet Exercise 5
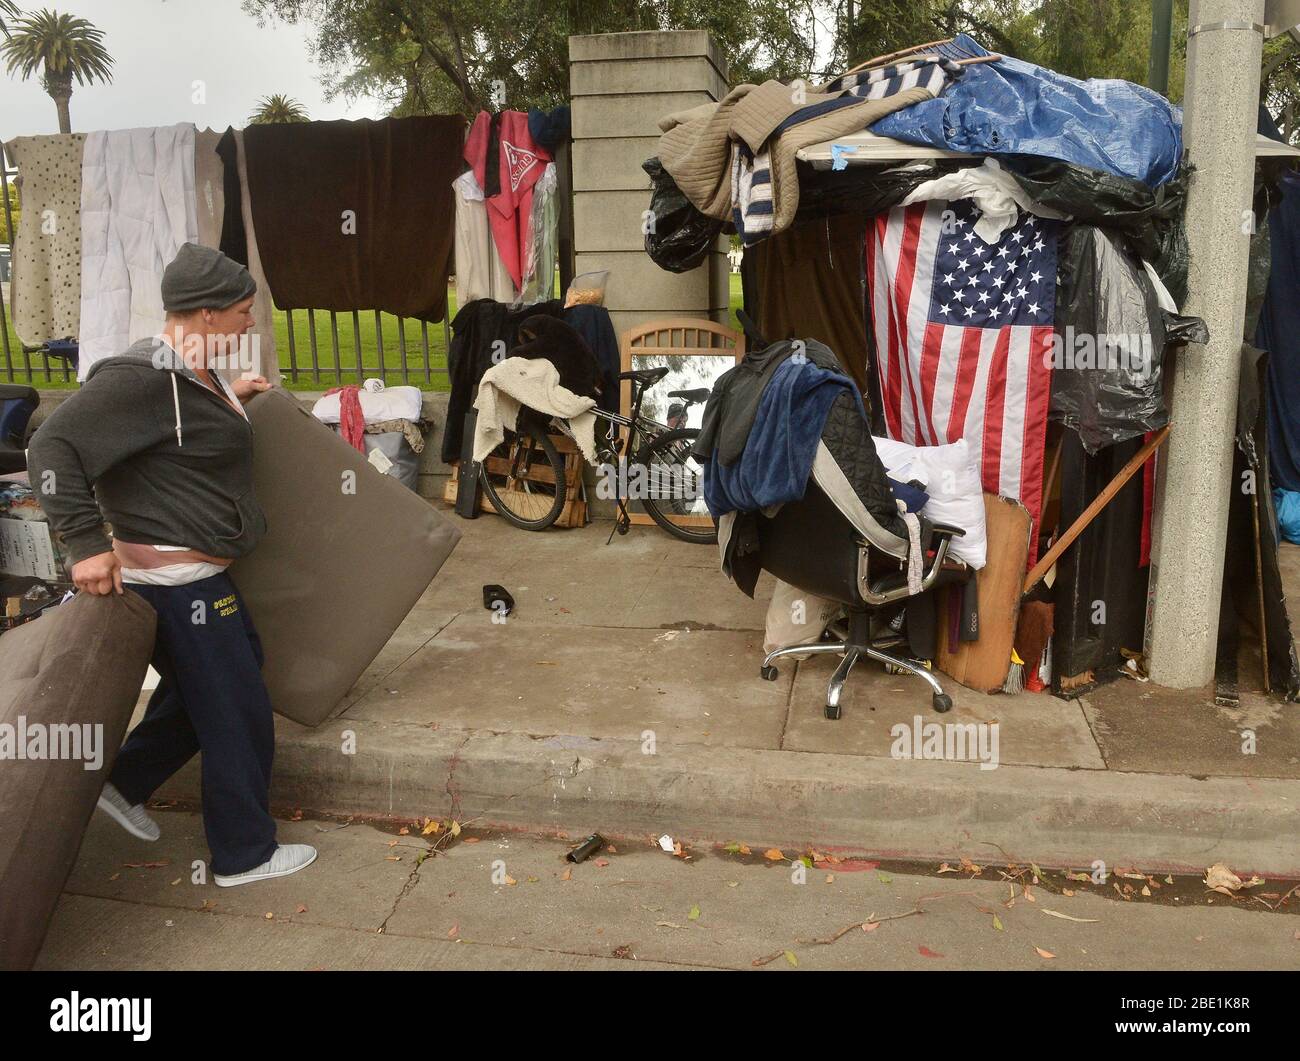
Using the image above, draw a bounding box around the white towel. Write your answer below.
[472,357,597,465]
[78,124,198,377]
[902,158,1068,244]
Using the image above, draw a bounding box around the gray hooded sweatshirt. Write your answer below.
[27,337,267,567]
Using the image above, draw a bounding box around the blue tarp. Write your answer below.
[1256,170,1300,493]
[870,35,1183,188]
[1274,489,1300,545]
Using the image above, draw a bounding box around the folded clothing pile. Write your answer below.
[311,381,425,491]
[654,59,961,247]
[311,381,423,425]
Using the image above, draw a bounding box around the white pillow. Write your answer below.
[311,385,423,425]
[873,436,987,569]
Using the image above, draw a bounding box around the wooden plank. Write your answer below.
[936,494,1031,693]
[1022,425,1170,595]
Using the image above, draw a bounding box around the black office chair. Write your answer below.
[754,460,971,720]
[0,384,38,475]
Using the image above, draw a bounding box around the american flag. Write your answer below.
[866,199,1058,558]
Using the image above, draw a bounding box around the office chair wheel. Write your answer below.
[824,702,842,720]
[760,665,778,681]
[932,692,953,714]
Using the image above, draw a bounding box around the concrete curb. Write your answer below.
[160,718,1300,878]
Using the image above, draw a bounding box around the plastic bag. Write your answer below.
[1051,225,1207,454]
[1005,156,1190,306]
[642,157,723,273]
[563,270,609,308]
[517,162,559,307]
[870,34,1182,188]
[794,158,956,224]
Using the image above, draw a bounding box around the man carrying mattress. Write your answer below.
[27,243,317,888]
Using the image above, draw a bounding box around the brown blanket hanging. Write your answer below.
[743,212,872,393]
[242,115,465,321]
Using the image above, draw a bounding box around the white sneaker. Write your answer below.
[96,782,161,842]
[213,844,318,888]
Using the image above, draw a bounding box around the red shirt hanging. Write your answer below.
[464,111,552,292]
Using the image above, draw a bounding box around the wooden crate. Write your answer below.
[443,430,588,529]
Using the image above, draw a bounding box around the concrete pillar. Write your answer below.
[568,31,731,338]
[1146,0,1265,687]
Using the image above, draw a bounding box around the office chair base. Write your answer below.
[826,647,859,716]
[761,627,951,721]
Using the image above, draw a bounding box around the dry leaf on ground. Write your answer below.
[1204,862,1264,896]
[1042,908,1099,923]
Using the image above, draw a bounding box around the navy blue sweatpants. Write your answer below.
[109,573,277,876]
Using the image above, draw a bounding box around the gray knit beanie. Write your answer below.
[161,243,257,312]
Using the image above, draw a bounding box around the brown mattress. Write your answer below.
[0,590,157,970]
[228,389,461,726]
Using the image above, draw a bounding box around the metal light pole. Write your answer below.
[1146,1,1267,688]
[1149,0,1175,93]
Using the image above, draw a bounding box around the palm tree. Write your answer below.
[248,94,310,125]
[1,9,113,134]
[1,2,22,39]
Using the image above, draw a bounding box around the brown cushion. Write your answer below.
[0,589,157,970]
[229,389,461,726]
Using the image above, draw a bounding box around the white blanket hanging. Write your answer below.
[472,356,597,465]
[79,123,198,378]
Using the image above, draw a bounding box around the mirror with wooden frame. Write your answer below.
[619,319,746,424]
[618,319,745,530]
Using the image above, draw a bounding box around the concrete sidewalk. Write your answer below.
[149,510,1300,877]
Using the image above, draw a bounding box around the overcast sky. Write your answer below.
[0,0,383,139]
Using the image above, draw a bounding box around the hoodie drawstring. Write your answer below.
[170,372,183,448]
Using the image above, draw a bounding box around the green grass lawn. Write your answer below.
[3,269,747,392]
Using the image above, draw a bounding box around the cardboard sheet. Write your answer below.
[229,389,461,726]
[936,493,1031,693]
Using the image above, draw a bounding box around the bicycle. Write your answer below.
[478,366,716,544]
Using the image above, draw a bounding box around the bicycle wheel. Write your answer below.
[635,428,716,544]
[479,420,567,531]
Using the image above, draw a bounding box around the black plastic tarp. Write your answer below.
[1221,343,1300,700]
[1051,224,1207,455]
[1006,156,1191,307]
[1050,430,1151,692]
[642,157,723,274]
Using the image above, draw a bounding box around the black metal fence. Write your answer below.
[279,308,452,389]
